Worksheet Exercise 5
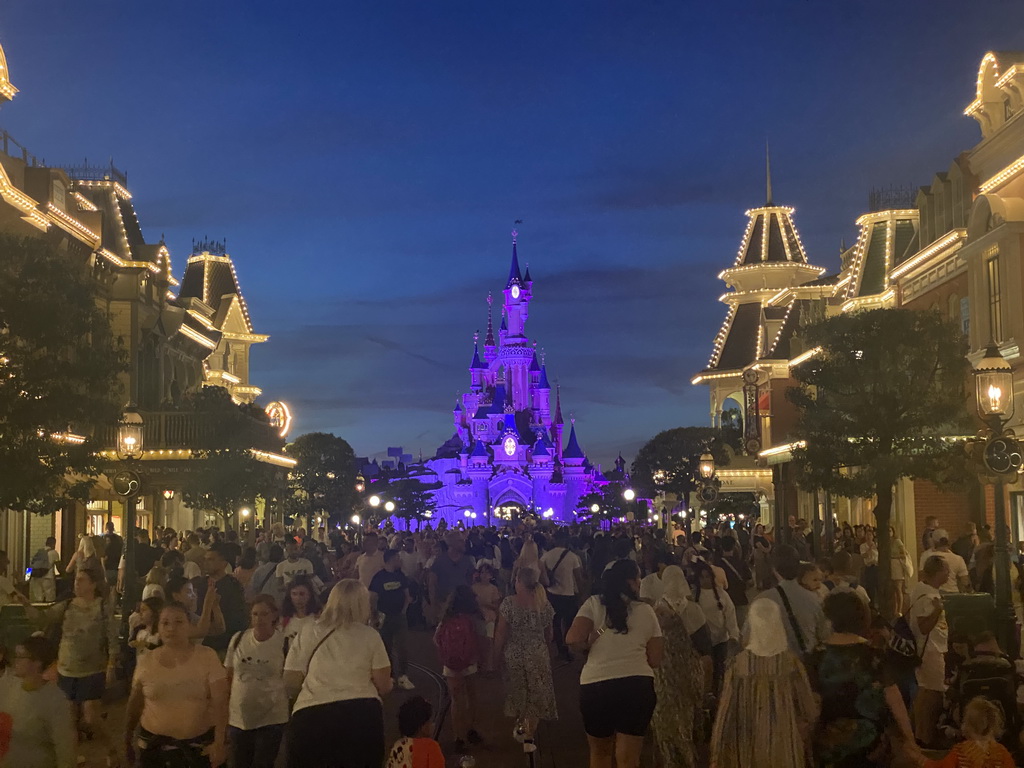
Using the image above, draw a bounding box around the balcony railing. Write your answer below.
[96,410,278,452]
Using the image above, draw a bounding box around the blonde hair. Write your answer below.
[319,579,370,629]
[516,567,548,610]
[961,697,1004,742]
[145,565,166,586]
[77,535,97,558]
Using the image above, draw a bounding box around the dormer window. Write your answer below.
[1005,98,1014,121]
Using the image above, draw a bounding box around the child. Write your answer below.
[926,697,1015,767]
[434,585,482,751]
[129,596,164,679]
[386,696,445,768]
[471,563,501,675]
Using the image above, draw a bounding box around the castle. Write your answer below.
[422,233,604,524]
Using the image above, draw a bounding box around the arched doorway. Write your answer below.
[493,500,529,524]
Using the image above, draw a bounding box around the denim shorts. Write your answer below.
[57,671,105,702]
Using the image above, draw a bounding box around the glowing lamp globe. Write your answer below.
[622,488,636,501]
[384,501,395,513]
[590,503,600,514]
[368,495,381,508]
[351,514,361,525]
[974,343,1014,424]
[698,453,715,480]
[117,406,144,460]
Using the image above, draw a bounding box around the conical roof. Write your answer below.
[470,342,485,369]
[733,206,808,266]
[507,241,523,287]
[563,424,585,460]
[539,364,551,389]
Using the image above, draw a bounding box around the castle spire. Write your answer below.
[507,230,523,288]
[554,384,564,425]
[765,139,773,206]
[484,293,495,347]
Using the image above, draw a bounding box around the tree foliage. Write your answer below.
[285,432,358,526]
[181,387,281,523]
[0,236,126,513]
[386,475,443,529]
[788,308,972,613]
[631,427,731,501]
[577,479,636,523]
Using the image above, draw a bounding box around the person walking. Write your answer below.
[195,549,247,657]
[125,601,230,767]
[540,530,582,661]
[225,595,289,768]
[710,599,817,768]
[753,545,830,658]
[493,568,557,754]
[910,555,951,748]
[650,565,712,768]
[807,591,920,767]
[566,559,663,768]
[919,529,970,593]
[434,585,482,752]
[102,522,123,591]
[280,574,322,647]
[752,524,774,590]
[0,636,75,768]
[889,525,911,616]
[355,533,385,589]
[284,579,392,768]
[369,549,415,691]
[20,567,117,765]
[693,560,739,695]
[27,537,62,603]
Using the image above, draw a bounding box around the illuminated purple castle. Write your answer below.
[424,232,603,524]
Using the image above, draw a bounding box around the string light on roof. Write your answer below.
[965,52,1000,115]
[979,154,1024,193]
[889,229,966,280]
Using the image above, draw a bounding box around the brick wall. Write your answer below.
[912,479,975,559]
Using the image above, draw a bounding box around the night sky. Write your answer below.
[1,2,1020,468]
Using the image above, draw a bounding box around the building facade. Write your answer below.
[0,38,291,572]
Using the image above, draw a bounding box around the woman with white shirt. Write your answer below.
[226,595,289,768]
[284,579,392,768]
[280,575,322,648]
[693,560,738,696]
[566,559,663,768]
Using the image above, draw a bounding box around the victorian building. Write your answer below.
[422,234,603,525]
[0,38,292,571]
[694,50,1024,563]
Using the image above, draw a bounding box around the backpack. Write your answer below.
[889,596,930,668]
[435,615,477,672]
[29,548,50,578]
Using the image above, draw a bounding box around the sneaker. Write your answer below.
[395,674,415,690]
[467,729,483,744]
[523,739,537,753]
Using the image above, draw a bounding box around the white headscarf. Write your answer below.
[745,598,789,657]
[658,565,707,636]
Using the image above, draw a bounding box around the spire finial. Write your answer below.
[474,330,479,343]
[511,229,518,244]
[765,139,773,206]
[487,291,492,307]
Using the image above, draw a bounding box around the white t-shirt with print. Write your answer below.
[284,621,389,713]
[275,558,314,585]
[226,628,289,730]
[908,581,948,654]
[282,615,315,647]
[577,595,662,685]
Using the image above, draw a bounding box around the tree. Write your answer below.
[788,308,972,615]
[387,476,443,530]
[285,432,358,528]
[577,480,633,524]
[0,235,125,513]
[181,388,281,527]
[631,427,731,508]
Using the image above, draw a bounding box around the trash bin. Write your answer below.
[943,592,997,642]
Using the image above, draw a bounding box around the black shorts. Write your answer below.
[579,676,656,738]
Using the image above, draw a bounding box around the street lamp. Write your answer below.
[972,342,1020,656]
[622,488,636,502]
[351,514,361,525]
[384,500,395,513]
[115,405,144,641]
[368,495,381,508]
[590,503,600,514]
[698,452,715,481]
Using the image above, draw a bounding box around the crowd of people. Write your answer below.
[0,515,1022,767]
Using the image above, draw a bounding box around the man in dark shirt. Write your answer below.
[134,530,160,578]
[716,536,752,627]
[193,548,247,656]
[428,534,475,609]
[103,522,123,586]
[370,549,413,690]
[216,530,243,569]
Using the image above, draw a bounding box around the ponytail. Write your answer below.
[601,559,640,634]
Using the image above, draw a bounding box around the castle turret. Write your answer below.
[553,385,565,461]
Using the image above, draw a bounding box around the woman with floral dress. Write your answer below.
[650,566,711,768]
[493,567,556,754]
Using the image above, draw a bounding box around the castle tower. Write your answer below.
[500,231,536,410]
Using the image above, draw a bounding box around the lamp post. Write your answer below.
[972,343,1020,657]
[114,405,144,640]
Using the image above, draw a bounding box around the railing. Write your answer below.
[96,410,278,451]
[0,129,40,166]
[60,159,127,186]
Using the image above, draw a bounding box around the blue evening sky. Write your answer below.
[0,2,1018,468]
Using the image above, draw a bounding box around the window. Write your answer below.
[960,296,970,337]
[52,180,66,212]
[987,255,1002,341]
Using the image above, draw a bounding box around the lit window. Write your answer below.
[987,255,1002,341]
